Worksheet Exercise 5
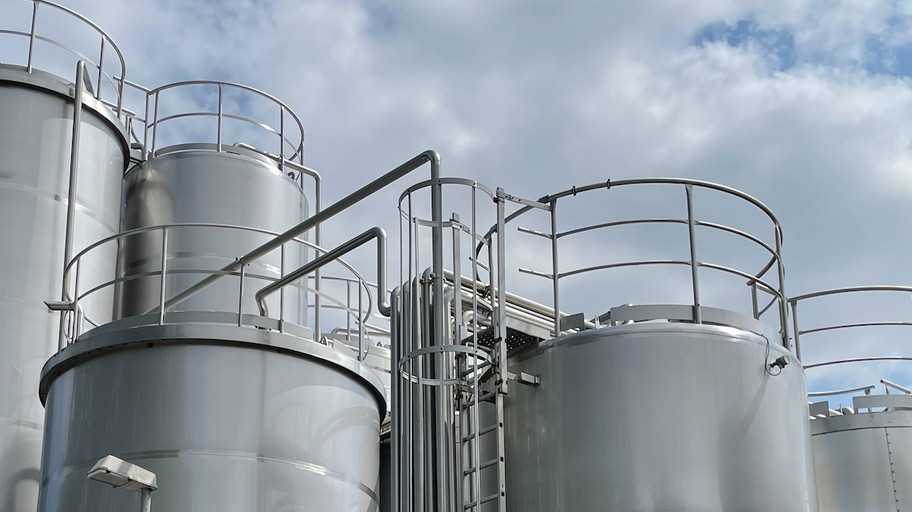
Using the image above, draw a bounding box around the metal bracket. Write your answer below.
[507,371,541,387]
[560,312,587,331]
[45,300,75,312]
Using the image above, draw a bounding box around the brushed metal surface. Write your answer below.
[811,410,912,511]
[0,66,125,512]
[118,149,308,323]
[38,323,384,512]
[503,322,817,512]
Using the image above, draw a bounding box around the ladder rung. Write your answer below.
[462,391,495,408]
[465,492,502,509]
[461,424,497,442]
[463,458,499,476]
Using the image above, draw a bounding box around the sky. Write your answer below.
[4,0,912,399]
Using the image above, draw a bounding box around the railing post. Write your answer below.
[685,184,702,323]
[27,1,38,72]
[279,107,285,174]
[216,84,224,152]
[158,227,169,325]
[96,37,105,100]
[750,283,759,320]
[550,198,560,336]
[790,300,801,361]
[279,243,286,326]
[151,91,160,156]
[237,262,246,327]
[73,258,82,339]
[775,229,790,349]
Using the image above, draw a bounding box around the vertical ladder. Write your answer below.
[458,353,507,512]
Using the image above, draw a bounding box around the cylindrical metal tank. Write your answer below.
[0,43,127,512]
[790,286,912,511]
[811,408,912,511]
[37,322,386,511]
[503,320,817,511]
[118,146,308,321]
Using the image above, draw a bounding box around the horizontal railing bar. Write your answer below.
[808,385,876,397]
[805,357,912,370]
[556,218,686,238]
[798,321,912,337]
[790,285,912,304]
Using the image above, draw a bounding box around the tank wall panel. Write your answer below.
[504,324,817,512]
[118,151,307,322]
[38,340,381,512]
[0,75,124,512]
[812,420,912,511]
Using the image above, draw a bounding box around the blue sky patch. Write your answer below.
[693,17,797,72]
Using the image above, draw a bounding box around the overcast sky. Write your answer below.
[5,0,912,398]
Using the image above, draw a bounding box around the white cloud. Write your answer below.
[6,0,912,387]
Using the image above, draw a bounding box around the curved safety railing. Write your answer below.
[0,0,126,116]
[504,178,787,346]
[791,286,912,417]
[393,176,790,512]
[54,222,377,360]
[138,80,305,174]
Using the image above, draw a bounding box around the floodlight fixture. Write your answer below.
[87,455,157,511]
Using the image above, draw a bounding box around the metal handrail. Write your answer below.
[507,178,787,345]
[789,285,912,360]
[57,222,374,349]
[0,0,127,115]
[141,80,305,168]
[791,286,912,399]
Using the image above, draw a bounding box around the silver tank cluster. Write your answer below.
[1,2,909,512]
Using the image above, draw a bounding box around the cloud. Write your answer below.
[5,0,912,391]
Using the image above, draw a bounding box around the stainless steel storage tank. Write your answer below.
[395,178,818,512]
[38,322,386,511]
[0,4,128,511]
[116,81,309,323]
[504,318,815,511]
[37,78,389,511]
[792,286,912,512]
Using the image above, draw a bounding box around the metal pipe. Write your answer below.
[56,60,86,349]
[256,227,390,317]
[232,147,324,337]
[881,379,912,395]
[151,150,440,314]
[62,60,86,278]
[684,184,701,324]
[390,287,401,512]
[140,488,151,512]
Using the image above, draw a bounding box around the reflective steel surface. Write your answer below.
[0,66,125,512]
[38,323,385,512]
[503,322,817,512]
[811,410,912,511]
[118,149,308,322]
